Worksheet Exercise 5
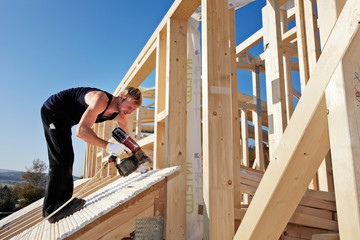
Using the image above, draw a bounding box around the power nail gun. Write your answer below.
[110,127,152,177]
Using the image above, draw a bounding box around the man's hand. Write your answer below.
[106,142,130,156]
[137,166,151,174]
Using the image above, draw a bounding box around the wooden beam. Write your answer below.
[236,28,263,57]
[280,9,295,123]
[263,0,287,160]
[164,17,187,239]
[202,0,234,238]
[154,29,167,170]
[319,0,360,238]
[241,108,249,167]
[295,0,310,92]
[252,67,265,170]
[229,8,242,231]
[235,0,360,238]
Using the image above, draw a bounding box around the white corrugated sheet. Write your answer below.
[0,178,91,231]
[10,166,179,240]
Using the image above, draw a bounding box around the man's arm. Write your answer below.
[116,114,130,134]
[76,91,109,149]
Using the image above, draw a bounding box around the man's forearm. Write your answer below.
[76,126,108,149]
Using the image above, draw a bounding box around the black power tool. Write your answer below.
[110,127,152,177]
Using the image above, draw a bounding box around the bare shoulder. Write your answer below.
[84,90,108,113]
[85,91,107,107]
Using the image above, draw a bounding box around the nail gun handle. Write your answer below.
[112,127,140,153]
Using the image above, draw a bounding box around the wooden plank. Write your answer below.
[229,8,242,231]
[295,0,310,91]
[234,0,360,238]
[295,205,334,221]
[290,212,338,231]
[304,0,320,73]
[263,0,287,160]
[235,206,337,231]
[280,9,294,122]
[154,28,167,170]
[136,134,154,151]
[135,108,143,136]
[236,28,263,57]
[164,17,187,239]
[282,27,297,46]
[241,108,249,166]
[283,223,330,240]
[317,152,334,192]
[238,102,267,112]
[312,233,340,240]
[252,67,265,170]
[201,0,234,238]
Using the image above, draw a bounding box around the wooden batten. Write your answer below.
[164,17,187,239]
[252,67,265,171]
[154,28,167,171]
[229,8,242,230]
[263,0,287,160]
[202,0,234,238]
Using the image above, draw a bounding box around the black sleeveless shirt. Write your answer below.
[43,87,118,126]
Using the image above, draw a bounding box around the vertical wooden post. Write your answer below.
[229,8,242,231]
[280,9,294,122]
[252,67,264,171]
[164,17,187,239]
[84,144,90,178]
[318,0,360,238]
[303,0,320,72]
[241,108,249,167]
[154,28,167,170]
[202,0,234,238]
[263,0,287,160]
[294,0,310,91]
[135,107,143,137]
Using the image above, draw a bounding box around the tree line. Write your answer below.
[0,159,47,213]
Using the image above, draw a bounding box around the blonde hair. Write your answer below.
[122,86,143,106]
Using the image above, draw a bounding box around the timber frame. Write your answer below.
[84,0,360,239]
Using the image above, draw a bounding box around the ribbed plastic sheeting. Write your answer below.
[135,216,163,240]
[10,166,179,240]
[0,178,90,231]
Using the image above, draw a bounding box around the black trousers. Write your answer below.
[41,105,74,217]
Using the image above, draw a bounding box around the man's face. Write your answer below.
[118,99,138,116]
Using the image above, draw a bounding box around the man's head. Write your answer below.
[117,86,143,116]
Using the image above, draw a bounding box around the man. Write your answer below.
[41,86,142,223]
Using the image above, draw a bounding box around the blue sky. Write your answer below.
[0,0,268,176]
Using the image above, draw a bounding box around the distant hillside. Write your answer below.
[0,169,23,186]
[0,169,79,187]
[0,169,22,173]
